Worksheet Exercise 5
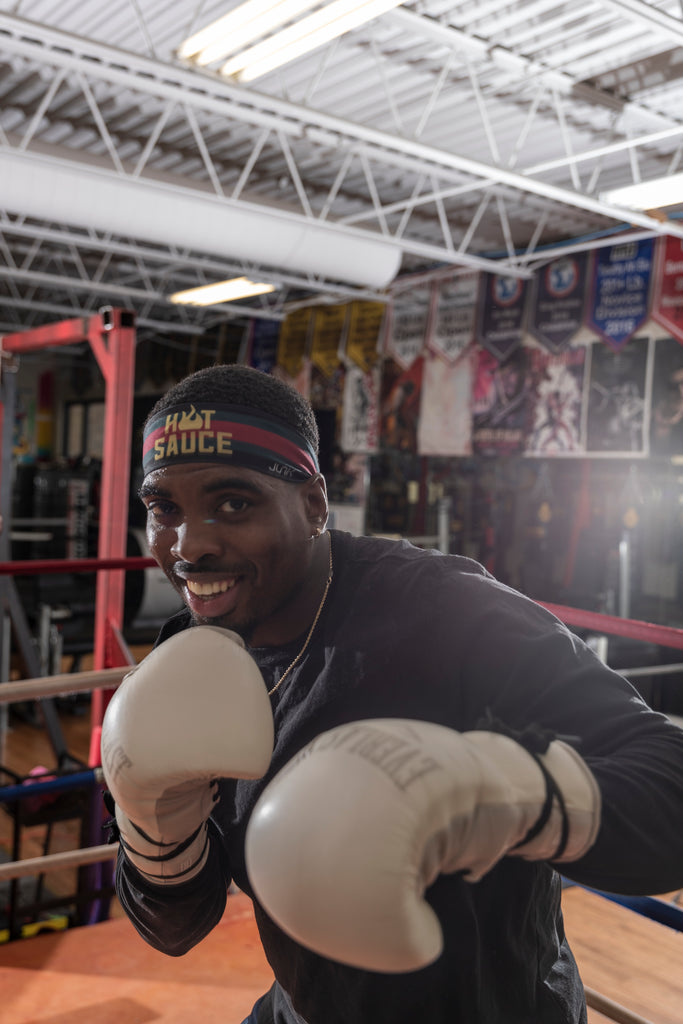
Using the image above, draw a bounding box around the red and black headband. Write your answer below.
[142,403,319,482]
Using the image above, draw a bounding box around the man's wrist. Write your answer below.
[115,806,211,885]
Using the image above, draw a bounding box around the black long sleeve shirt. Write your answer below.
[116,531,683,1023]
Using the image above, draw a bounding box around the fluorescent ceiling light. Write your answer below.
[601,172,683,211]
[178,0,322,66]
[178,0,405,81]
[170,277,276,305]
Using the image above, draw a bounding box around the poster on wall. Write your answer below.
[309,364,345,412]
[386,287,430,369]
[585,238,655,350]
[585,335,651,453]
[380,355,424,452]
[430,273,478,363]
[340,363,381,453]
[327,453,370,537]
[476,273,528,361]
[14,387,36,463]
[529,254,588,353]
[651,236,683,345]
[650,335,683,456]
[472,345,531,455]
[272,359,312,399]
[417,349,473,456]
[525,347,587,455]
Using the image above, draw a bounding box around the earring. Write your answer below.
[312,525,322,538]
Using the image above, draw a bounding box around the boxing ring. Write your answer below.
[0,604,682,1024]
[0,311,681,1022]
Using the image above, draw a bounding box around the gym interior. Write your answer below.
[2,3,683,1023]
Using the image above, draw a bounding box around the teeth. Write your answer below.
[186,579,235,597]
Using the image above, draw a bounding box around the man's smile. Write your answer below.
[186,578,237,597]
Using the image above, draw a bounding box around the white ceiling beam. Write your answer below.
[521,228,658,267]
[0,216,390,302]
[0,265,284,320]
[0,294,209,334]
[1,11,681,246]
[600,0,683,44]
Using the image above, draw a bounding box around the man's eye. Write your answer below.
[146,500,176,518]
[219,497,249,513]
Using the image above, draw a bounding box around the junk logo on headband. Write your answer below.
[142,403,319,482]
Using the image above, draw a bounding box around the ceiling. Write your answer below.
[3,0,683,344]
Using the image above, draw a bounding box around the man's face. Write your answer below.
[139,462,327,647]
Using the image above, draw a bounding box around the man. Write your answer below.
[101,363,683,1024]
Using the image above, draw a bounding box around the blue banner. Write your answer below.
[248,319,280,374]
[529,253,588,353]
[586,239,654,350]
[476,273,528,361]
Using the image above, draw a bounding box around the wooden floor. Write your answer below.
[2,666,683,1024]
[1,890,274,1024]
[562,887,683,1024]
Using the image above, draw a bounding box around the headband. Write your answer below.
[142,403,319,482]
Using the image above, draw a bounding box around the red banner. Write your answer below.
[652,235,683,345]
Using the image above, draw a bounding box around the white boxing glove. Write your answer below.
[245,718,600,972]
[101,626,273,886]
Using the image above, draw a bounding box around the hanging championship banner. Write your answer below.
[386,287,430,369]
[652,236,683,345]
[417,349,473,456]
[340,363,381,453]
[525,347,587,455]
[344,300,386,372]
[248,319,280,374]
[476,273,528,361]
[586,239,654,350]
[585,336,650,454]
[529,254,588,353]
[430,273,478,364]
[310,304,348,378]
[472,345,531,456]
[277,308,313,379]
[650,335,683,455]
[380,355,424,452]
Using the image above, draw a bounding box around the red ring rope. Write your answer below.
[541,602,683,652]
[0,556,155,575]
[1,559,682,651]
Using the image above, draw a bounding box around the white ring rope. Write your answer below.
[584,986,656,1024]
[0,666,128,704]
[0,669,126,885]
[0,843,118,881]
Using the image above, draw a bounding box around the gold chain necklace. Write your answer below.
[268,534,333,698]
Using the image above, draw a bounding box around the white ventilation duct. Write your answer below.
[0,148,401,290]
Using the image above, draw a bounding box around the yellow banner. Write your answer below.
[345,301,387,372]
[310,304,348,378]
[277,308,313,379]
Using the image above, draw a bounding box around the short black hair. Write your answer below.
[145,364,319,457]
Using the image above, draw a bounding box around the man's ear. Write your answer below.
[303,473,329,529]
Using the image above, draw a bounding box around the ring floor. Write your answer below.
[1,887,681,1024]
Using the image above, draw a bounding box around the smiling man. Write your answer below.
[101,363,683,1024]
